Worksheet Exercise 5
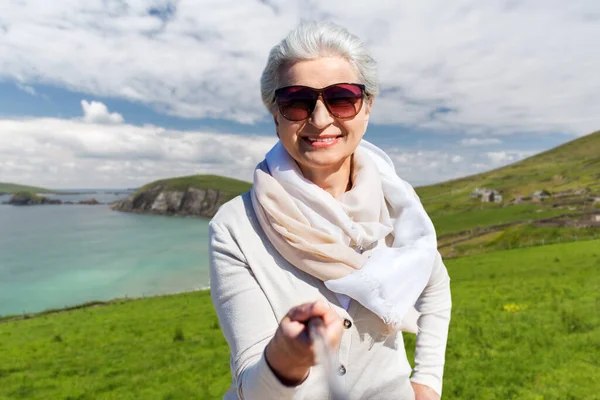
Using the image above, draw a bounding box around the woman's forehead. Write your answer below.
[278,57,359,88]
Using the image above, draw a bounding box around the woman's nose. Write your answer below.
[308,98,334,129]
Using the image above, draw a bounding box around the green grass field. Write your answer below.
[436,239,600,399]
[0,292,231,400]
[1,239,598,399]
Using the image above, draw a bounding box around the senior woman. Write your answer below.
[209,21,451,400]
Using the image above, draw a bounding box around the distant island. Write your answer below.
[4,191,104,206]
[111,175,252,218]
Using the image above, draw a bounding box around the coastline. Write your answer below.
[0,285,211,324]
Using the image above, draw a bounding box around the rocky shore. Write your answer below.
[110,183,230,218]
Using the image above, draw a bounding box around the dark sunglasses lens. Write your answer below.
[276,87,316,121]
[323,84,363,118]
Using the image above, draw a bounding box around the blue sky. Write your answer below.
[0,1,598,189]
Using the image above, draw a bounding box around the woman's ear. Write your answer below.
[273,114,280,138]
[365,96,374,114]
[363,97,374,127]
[363,97,374,129]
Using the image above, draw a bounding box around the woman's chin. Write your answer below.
[297,152,351,171]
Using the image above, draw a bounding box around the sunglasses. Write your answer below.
[274,83,366,121]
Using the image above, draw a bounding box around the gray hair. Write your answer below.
[260,21,379,113]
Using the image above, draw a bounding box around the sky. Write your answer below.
[1,0,599,189]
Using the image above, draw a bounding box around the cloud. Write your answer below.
[0,113,277,188]
[460,138,502,147]
[81,100,124,124]
[386,149,476,186]
[486,150,535,165]
[0,1,599,135]
[486,151,514,164]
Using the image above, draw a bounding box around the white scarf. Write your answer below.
[251,139,438,332]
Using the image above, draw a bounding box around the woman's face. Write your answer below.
[274,57,372,174]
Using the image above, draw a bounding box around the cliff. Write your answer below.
[110,175,251,218]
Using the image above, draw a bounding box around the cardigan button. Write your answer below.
[338,365,347,376]
[343,319,352,329]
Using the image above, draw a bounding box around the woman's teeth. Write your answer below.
[307,137,338,142]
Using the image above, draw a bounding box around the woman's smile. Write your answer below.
[300,135,343,148]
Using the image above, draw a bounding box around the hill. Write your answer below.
[1,239,598,399]
[413,130,600,257]
[0,182,58,195]
[111,175,252,218]
[134,174,251,195]
[416,129,600,205]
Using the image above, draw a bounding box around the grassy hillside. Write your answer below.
[0,182,57,195]
[136,174,252,202]
[412,130,600,255]
[1,239,598,399]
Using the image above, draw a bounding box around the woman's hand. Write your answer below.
[411,382,441,400]
[265,300,343,385]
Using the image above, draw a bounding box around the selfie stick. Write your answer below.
[308,318,348,400]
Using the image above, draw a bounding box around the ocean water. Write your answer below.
[0,191,211,317]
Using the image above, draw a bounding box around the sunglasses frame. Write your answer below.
[274,83,367,121]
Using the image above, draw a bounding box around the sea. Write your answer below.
[0,190,211,317]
